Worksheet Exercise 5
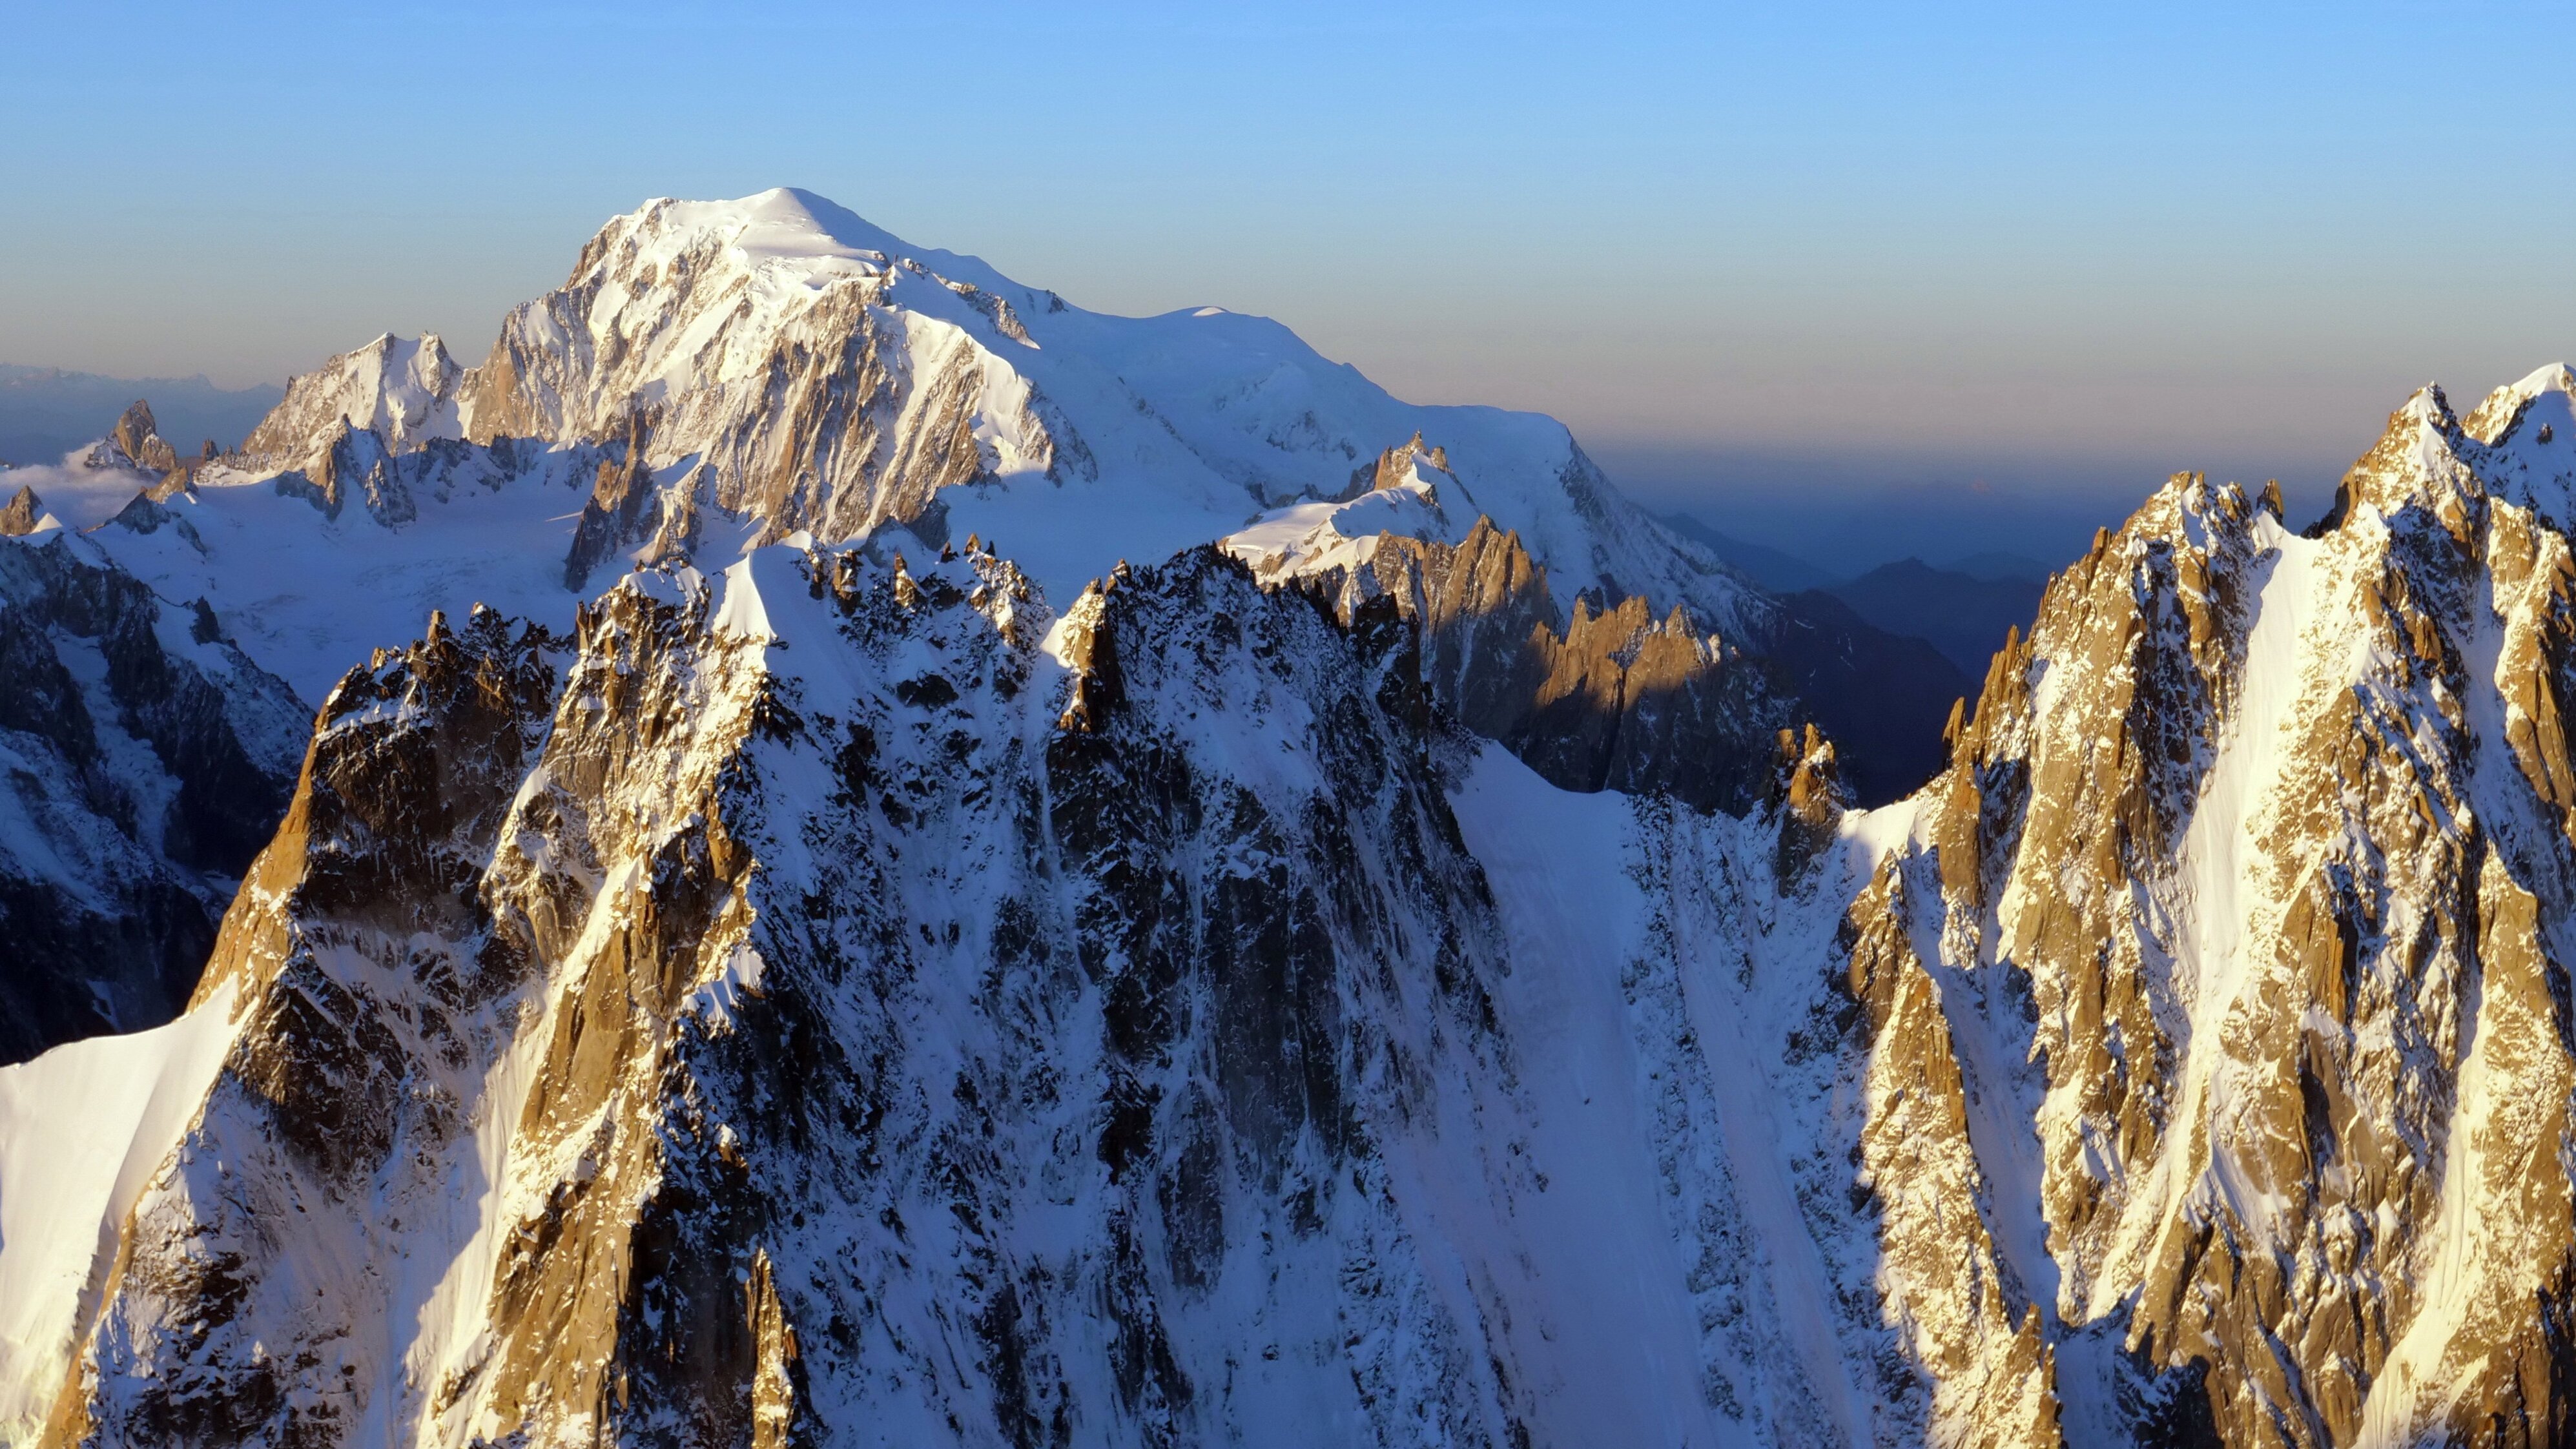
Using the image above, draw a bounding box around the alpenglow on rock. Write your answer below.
[17,190,2576,1446]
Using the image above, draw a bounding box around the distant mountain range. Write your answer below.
[1817,559,2048,675]
[1660,509,2053,675]
[7,188,2576,1444]
[0,364,280,466]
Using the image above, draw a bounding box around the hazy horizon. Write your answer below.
[7,1,2569,570]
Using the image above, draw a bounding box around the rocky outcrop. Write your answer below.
[1294,516,1963,809]
[0,531,305,1063]
[241,332,464,459]
[1344,518,1788,810]
[88,489,205,550]
[268,416,421,525]
[1836,367,2576,1441]
[0,483,44,536]
[85,399,181,478]
[561,411,665,588]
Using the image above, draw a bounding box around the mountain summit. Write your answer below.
[19,198,2571,1445]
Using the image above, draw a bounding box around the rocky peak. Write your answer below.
[562,409,665,588]
[85,398,182,477]
[0,531,305,1063]
[269,415,420,526]
[1346,430,1460,501]
[88,488,206,551]
[2313,382,2482,531]
[2462,360,2576,444]
[1845,376,2576,1439]
[2462,361,2576,533]
[0,484,44,537]
[242,331,464,461]
[194,601,561,1009]
[1769,721,1846,886]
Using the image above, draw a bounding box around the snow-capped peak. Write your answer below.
[586,187,1016,298]
[2464,360,2576,446]
[2458,361,2576,528]
[242,331,462,458]
[1224,433,1476,581]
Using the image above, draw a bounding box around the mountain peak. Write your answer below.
[2464,360,2576,446]
[0,483,44,535]
[581,188,1020,303]
[243,331,462,458]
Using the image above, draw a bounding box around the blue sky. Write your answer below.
[5,1,2571,564]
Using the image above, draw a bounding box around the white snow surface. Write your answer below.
[0,984,242,1447]
[1221,447,1474,581]
[7,186,1766,712]
[7,445,632,703]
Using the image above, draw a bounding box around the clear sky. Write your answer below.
[5,1,2571,566]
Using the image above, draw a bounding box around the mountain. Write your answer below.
[1944,549,2056,582]
[0,365,280,467]
[1821,556,2048,675]
[0,515,306,1064]
[1851,364,2576,1443]
[17,187,1959,789]
[1656,508,1837,591]
[17,192,2576,1444]
[0,531,1940,1449]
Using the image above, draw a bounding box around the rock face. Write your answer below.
[1228,444,1966,807]
[1295,516,1796,812]
[26,196,2576,1448]
[0,531,305,1063]
[240,333,465,460]
[0,484,45,536]
[83,189,1965,805]
[1842,363,2576,1441]
[86,399,182,478]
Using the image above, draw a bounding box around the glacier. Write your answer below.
[4,191,2576,1445]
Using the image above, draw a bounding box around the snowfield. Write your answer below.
[5,189,2576,1445]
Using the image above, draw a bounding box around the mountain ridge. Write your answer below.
[9,189,2576,1444]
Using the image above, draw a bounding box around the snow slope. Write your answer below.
[0,983,240,1446]
[17,188,1773,721]
[21,191,2576,1446]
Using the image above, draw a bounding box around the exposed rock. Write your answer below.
[268,416,422,526]
[85,399,181,477]
[0,484,43,536]
[87,489,205,551]
[1293,516,1961,810]
[241,332,464,458]
[561,411,662,588]
[1851,371,2576,1439]
[0,531,305,1064]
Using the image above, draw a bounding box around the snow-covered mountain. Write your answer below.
[0,185,1970,1060]
[0,533,1926,1448]
[152,191,1957,784]
[19,192,2576,1446]
[0,503,305,1065]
